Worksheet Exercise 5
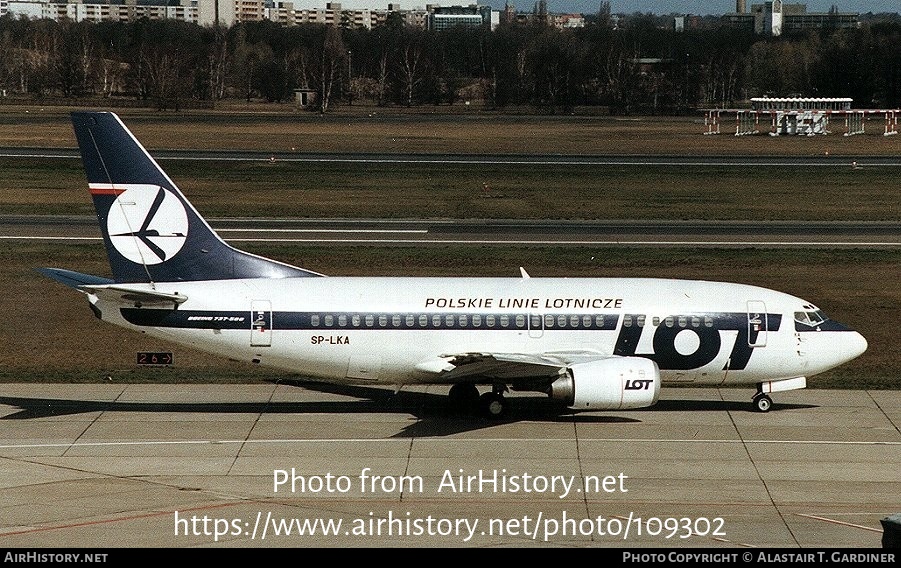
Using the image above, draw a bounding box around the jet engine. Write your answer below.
[550,357,661,410]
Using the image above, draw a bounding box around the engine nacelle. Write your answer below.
[550,357,661,410]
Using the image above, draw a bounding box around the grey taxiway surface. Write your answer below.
[0,383,898,548]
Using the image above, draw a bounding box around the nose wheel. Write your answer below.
[753,392,773,413]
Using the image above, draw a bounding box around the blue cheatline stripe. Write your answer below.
[120,309,620,331]
[119,309,790,334]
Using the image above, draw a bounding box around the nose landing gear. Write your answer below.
[750,377,808,413]
[752,391,773,413]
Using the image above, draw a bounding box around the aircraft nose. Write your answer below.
[803,328,868,375]
[834,330,868,365]
[847,331,868,361]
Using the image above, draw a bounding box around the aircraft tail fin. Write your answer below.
[70,112,321,283]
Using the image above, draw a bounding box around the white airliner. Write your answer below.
[41,112,868,417]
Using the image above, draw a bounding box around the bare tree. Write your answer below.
[398,42,423,107]
[207,25,229,101]
[27,20,58,96]
[317,26,346,113]
[377,51,390,106]
[399,45,422,106]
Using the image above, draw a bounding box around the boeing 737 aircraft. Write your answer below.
[41,112,868,418]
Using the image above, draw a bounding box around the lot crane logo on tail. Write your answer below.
[93,184,189,265]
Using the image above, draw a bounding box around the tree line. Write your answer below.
[0,13,899,113]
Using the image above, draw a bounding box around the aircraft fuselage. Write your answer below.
[93,276,866,387]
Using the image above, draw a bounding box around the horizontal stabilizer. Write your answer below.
[39,268,184,306]
[81,285,188,307]
[37,268,114,289]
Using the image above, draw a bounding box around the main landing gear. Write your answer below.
[447,383,508,419]
[479,390,507,419]
[448,383,479,413]
[752,389,773,413]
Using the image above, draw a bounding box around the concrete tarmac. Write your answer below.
[0,383,898,548]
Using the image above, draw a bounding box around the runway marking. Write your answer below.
[231,238,901,246]
[5,233,901,248]
[216,229,430,234]
[0,236,102,240]
[1,438,898,450]
[225,238,901,247]
[0,153,76,159]
[4,150,901,167]
[794,513,883,533]
[142,157,901,168]
[230,239,901,249]
[710,536,756,547]
[8,235,901,245]
[0,501,241,537]
[6,235,901,247]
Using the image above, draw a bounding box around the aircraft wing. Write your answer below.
[415,350,611,381]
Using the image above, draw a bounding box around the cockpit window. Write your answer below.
[794,309,829,327]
